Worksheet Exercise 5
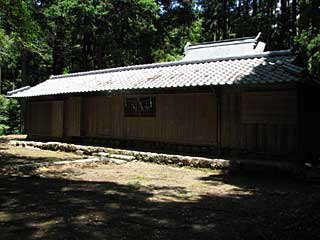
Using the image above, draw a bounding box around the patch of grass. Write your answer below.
[127,175,151,186]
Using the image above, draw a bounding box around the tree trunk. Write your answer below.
[21,49,28,87]
[52,18,65,75]
[281,0,287,23]
[221,0,228,39]
[292,0,297,37]
[243,0,249,17]
[280,0,288,47]
[252,0,257,16]
[52,37,64,75]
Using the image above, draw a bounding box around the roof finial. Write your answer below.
[184,42,191,55]
[255,32,262,41]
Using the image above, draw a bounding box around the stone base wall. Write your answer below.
[10,140,230,170]
[27,135,221,157]
[10,140,305,176]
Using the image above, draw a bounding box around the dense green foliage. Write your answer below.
[295,0,320,75]
[0,95,20,135]
[0,0,319,133]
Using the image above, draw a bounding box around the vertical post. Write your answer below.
[296,83,304,163]
[20,98,26,134]
[63,97,67,139]
[215,86,222,153]
[80,96,85,138]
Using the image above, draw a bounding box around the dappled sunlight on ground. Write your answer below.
[0,136,319,239]
[37,162,254,202]
[0,135,79,169]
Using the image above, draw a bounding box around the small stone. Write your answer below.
[109,159,127,165]
[75,150,84,155]
[209,162,216,169]
[198,160,209,168]
[96,147,105,152]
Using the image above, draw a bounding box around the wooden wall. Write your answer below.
[26,100,63,138]
[80,93,217,145]
[64,97,81,137]
[221,88,298,156]
[25,86,300,157]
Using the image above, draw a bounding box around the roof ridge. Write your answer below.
[51,49,293,80]
[7,86,31,96]
[188,35,258,47]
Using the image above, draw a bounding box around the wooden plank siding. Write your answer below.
[64,97,81,137]
[221,89,298,155]
[51,101,64,137]
[221,90,241,149]
[26,101,63,137]
[25,87,299,157]
[241,91,297,124]
[80,93,217,145]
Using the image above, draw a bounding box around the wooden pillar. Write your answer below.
[215,86,222,151]
[20,98,27,134]
[63,97,67,139]
[80,96,85,137]
[296,83,305,163]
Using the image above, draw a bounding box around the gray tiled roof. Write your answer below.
[9,50,303,98]
[183,34,265,61]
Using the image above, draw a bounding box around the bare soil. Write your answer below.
[0,135,79,167]
[0,135,319,240]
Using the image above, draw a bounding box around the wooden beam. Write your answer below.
[215,86,222,150]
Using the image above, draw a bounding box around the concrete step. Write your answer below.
[96,152,135,162]
[109,154,135,161]
[106,158,128,165]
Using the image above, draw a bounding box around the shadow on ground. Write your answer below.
[0,155,320,239]
[0,136,79,168]
[0,151,75,168]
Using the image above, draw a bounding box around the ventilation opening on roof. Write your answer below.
[183,32,266,61]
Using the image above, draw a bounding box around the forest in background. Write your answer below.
[0,0,319,134]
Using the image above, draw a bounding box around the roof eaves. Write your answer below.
[6,86,31,97]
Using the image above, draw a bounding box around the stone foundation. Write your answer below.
[10,140,229,170]
[27,135,221,157]
[10,140,304,175]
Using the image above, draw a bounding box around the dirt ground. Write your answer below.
[0,135,320,240]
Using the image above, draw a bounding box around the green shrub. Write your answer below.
[0,124,9,135]
[0,95,20,135]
